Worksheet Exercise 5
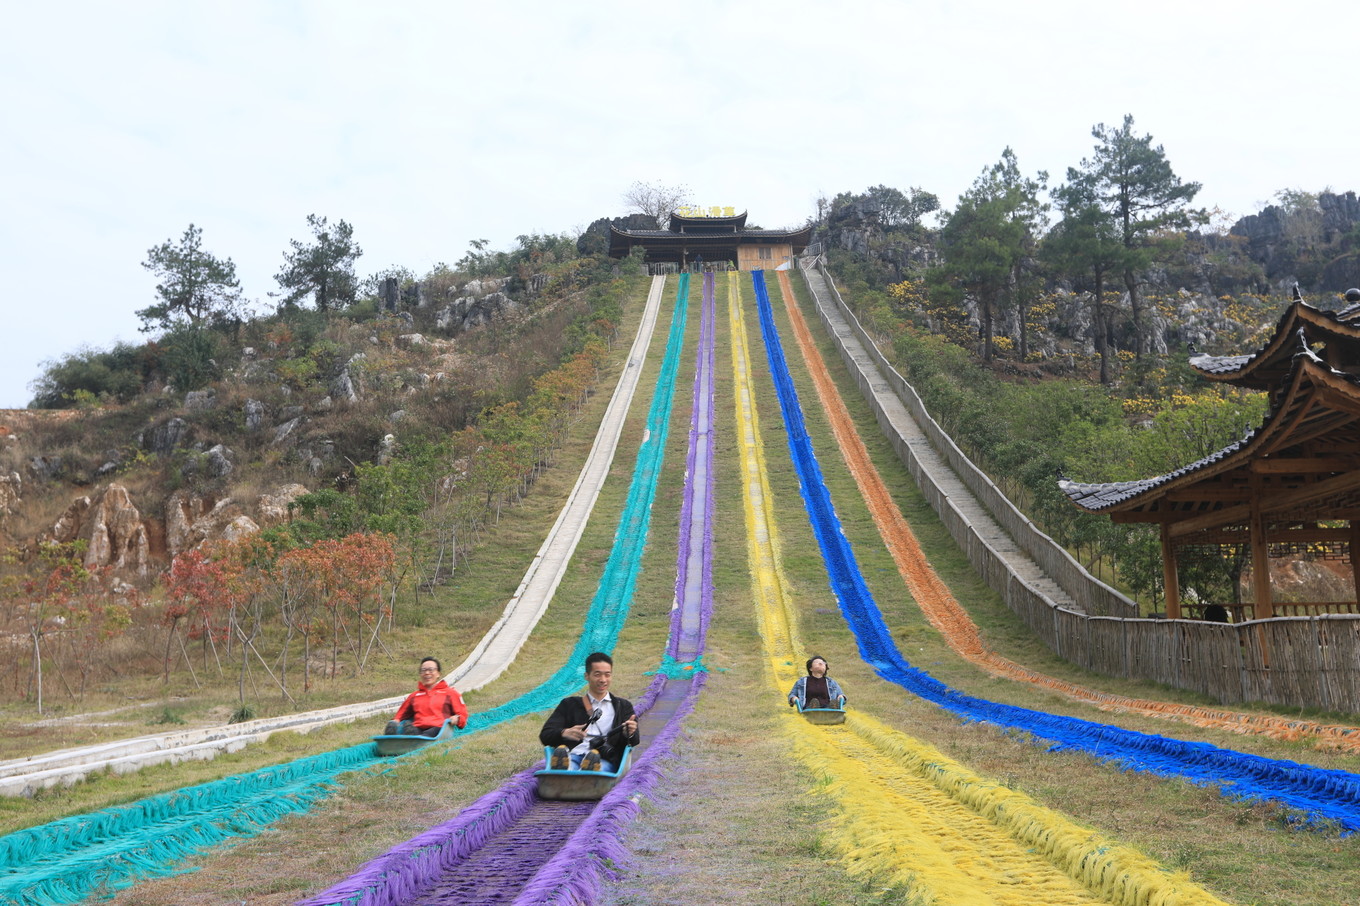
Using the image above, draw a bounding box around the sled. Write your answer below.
[797,700,846,725]
[534,745,632,801]
[372,718,458,756]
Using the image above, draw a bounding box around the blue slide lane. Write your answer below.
[750,269,1360,832]
[0,273,691,906]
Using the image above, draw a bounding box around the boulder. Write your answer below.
[29,455,62,481]
[205,444,234,479]
[244,399,266,432]
[46,496,92,543]
[256,483,309,526]
[272,417,302,446]
[184,390,216,410]
[144,417,189,455]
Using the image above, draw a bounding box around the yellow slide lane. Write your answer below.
[729,271,1231,906]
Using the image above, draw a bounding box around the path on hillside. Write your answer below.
[729,271,1227,905]
[798,264,1360,753]
[297,271,720,906]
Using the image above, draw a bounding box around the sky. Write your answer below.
[2,0,1355,408]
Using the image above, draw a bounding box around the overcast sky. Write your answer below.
[2,0,1354,408]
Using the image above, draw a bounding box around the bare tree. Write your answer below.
[622,181,692,230]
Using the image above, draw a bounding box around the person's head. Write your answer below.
[584,652,613,698]
[806,656,828,678]
[419,657,441,684]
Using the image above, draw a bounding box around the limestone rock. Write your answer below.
[244,399,265,432]
[165,489,250,556]
[272,417,302,446]
[83,484,151,576]
[144,417,189,455]
[256,483,309,527]
[206,445,233,479]
[46,496,92,543]
[221,515,260,542]
[0,471,20,516]
[184,390,216,410]
[29,455,62,481]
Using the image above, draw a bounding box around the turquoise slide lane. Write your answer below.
[750,268,1360,832]
[0,273,691,906]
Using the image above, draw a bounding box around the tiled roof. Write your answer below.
[1188,352,1255,375]
[1059,432,1253,511]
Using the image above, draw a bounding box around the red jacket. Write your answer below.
[394,679,468,729]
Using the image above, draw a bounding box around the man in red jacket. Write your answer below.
[385,657,469,736]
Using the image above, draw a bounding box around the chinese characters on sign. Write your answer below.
[675,205,737,218]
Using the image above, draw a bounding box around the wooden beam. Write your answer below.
[1177,525,1353,545]
[1169,470,1360,538]
[1252,457,1360,473]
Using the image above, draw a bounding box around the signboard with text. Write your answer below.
[675,205,737,218]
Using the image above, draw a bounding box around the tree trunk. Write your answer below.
[980,296,994,362]
[1092,271,1110,384]
[1124,269,1143,358]
[32,631,43,716]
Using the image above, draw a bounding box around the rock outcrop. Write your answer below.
[82,484,151,576]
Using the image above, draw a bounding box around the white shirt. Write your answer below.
[570,691,615,758]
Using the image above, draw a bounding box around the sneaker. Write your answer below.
[384,720,400,735]
[580,749,603,771]
[550,745,570,770]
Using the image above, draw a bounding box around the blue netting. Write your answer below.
[751,269,1360,833]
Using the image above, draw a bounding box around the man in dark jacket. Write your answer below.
[385,657,469,736]
[539,651,640,771]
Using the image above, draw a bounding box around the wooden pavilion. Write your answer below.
[1060,289,1360,622]
[608,210,812,271]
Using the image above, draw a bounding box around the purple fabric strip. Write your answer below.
[298,271,720,905]
[295,770,540,906]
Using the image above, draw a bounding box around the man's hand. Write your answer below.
[622,716,638,736]
[561,722,588,743]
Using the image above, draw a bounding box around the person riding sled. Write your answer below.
[540,651,640,771]
[385,657,469,737]
[787,655,846,710]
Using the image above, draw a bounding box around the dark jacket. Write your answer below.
[539,693,640,765]
[394,679,469,729]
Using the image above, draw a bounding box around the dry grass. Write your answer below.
[11,274,1360,905]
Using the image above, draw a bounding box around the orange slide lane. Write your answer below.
[774,269,1360,754]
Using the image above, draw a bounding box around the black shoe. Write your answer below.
[580,749,602,771]
[384,720,400,735]
[550,745,570,770]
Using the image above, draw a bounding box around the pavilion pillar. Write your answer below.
[1160,522,1181,619]
[1350,522,1360,605]
[1249,493,1274,620]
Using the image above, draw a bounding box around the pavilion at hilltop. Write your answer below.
[1061,288,1360,623]
[608,208,812,271]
